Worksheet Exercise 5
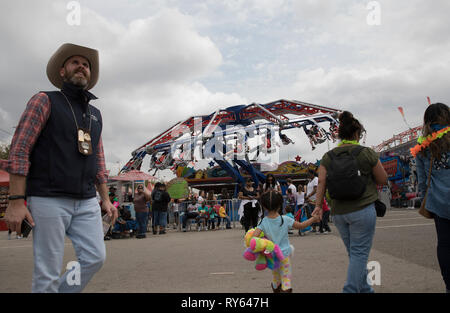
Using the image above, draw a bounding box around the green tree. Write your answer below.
[0,143,10,160]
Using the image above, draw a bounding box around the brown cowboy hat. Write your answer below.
[46,43,99,90]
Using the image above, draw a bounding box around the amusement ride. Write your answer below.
[120,99,342,194]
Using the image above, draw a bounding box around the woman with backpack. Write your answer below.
[151,183,171,235]
[412,103,450,293]
[312,111,388,293]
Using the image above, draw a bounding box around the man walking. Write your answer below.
[3,43,118,293]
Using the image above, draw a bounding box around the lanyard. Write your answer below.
[60,91,93,155]
[60,91,92,132]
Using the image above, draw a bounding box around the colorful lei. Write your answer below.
[410,126,450,158]
[337,140,359,147]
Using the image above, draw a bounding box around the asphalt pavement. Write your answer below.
[0,208,445,293]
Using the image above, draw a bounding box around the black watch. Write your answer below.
[8,195,27,201]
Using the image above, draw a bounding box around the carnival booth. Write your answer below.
[0,170,10,231]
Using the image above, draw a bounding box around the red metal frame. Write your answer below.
[373,126,422,152]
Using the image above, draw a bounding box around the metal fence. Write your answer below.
[169,196,298,231]
[170,199,243,231]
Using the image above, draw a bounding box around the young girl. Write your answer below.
[252,191,319,293]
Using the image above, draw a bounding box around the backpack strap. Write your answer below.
[350,145,365,158]
[326,148,342,165]
[325,150,336,173]
[326,145,365,172]
[326,145,364,160]
[327,150,336,160]
[350,145,370,177]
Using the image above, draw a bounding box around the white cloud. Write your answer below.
[100,8,222,88]
[224,35,240,45]
[1,0,449,181]
[289,64,450,146]
[0,1,242,180]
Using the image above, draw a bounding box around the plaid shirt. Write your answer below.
[1,92,108,184]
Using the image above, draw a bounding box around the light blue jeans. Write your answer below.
[152,210,168,228]
[333,203,376,293]
[28,196,106,293]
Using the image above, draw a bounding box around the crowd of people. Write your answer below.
[103,173,332,241]
[2,42,448,294]
[103,184,236,239]
[180,190,233,232]
[103,182,172,239]
[237,172,332,237]
[102,168,340,241]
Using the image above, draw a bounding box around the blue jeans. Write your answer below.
[218,217,231,228]
[306,203,319,228]
[208,218,216,229]
[28,196,106,293]
[152,210,167,228]
[135,212,148,235]
[333,203,376,293]
[181,212,199,228]
[113,220,137,232]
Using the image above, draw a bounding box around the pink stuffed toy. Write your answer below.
[243,228,285,271]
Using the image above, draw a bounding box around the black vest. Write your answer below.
[26,84,103,199]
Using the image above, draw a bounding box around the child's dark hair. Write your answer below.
[259,191,284,226]
[285,205,293,214]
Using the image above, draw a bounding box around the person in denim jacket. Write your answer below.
[414,103,450,293]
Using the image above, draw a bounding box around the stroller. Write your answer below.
[294,205,311,236]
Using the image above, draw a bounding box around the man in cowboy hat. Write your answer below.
[4,43,118,293]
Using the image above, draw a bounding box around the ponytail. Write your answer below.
[338,111,365,141]
[259,190,284,227]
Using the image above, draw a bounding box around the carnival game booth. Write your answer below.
[0,170,10,231]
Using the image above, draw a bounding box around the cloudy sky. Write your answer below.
[1,0,449,180]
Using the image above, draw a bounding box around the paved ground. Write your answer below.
[0,208,445,293]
